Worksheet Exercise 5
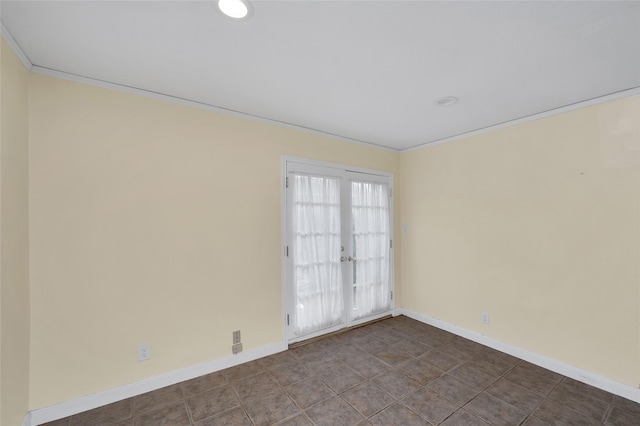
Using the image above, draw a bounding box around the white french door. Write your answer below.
[284,159,393,343]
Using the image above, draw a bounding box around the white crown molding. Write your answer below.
[28,65,398,153]
[25,340,287,426]
[2,20,638,154]
[403,87,640,153]
[9,45,638,155]
[397,308,640,404]
[1,22,32,71]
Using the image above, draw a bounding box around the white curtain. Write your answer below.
[292,174,344,336]
[351,181,391,320]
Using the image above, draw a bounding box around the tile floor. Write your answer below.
[43,315,640,425]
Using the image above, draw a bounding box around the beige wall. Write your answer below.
[27,73,401,409]
[0,38,31,424]
[5,36,639,414]
[401,96,640,387]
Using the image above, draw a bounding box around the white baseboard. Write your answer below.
[397,308,640,403]
[21,412,32,426]
[26,340,287,426]
[25,310,640,425]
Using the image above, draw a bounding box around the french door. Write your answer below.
[284,159,394,343]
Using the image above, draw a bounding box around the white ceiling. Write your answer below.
[2,0,639,151]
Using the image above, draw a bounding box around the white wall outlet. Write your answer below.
[481,312,490,325]
[138,344,151,361]
[233,330,241,345]
[232,343,243,354]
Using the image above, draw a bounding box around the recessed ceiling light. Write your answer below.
[217,0,253,20]
[436,96,459,107]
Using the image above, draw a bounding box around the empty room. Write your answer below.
[1,1,639,425]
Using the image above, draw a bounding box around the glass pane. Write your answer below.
[292,174,344,336]
[351,181,391,320]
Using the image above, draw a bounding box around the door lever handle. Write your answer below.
[348,256,355,262]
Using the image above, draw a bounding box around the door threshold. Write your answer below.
[288,315,393,349]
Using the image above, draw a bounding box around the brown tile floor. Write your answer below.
[43,316,640,426]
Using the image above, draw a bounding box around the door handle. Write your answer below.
[341,256,356,262]
[348,256,355,262]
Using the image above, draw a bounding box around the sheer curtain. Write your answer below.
[351,181,391,320]
[292,174,344,336]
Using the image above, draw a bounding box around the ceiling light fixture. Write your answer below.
[217,0,253,20]
[436,96,459,107]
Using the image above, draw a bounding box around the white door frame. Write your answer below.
[281,156,395,344]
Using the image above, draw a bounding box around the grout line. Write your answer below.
[54,316,637,426]
[175,383,195,426]
[600,403,614,425]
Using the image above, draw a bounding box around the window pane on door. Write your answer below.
[292,174,345,336]
[351,181,391,320]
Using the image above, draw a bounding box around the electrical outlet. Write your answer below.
[138,344,151,361]
[233,330,241,345]
[481,312,490,325]
[232,343,243,354]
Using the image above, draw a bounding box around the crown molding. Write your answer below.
[28,64,399,153]
[3,19,637,154]
[403,87,640,152]
[1,22,32,71]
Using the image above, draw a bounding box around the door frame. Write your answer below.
[281,156,395,344]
